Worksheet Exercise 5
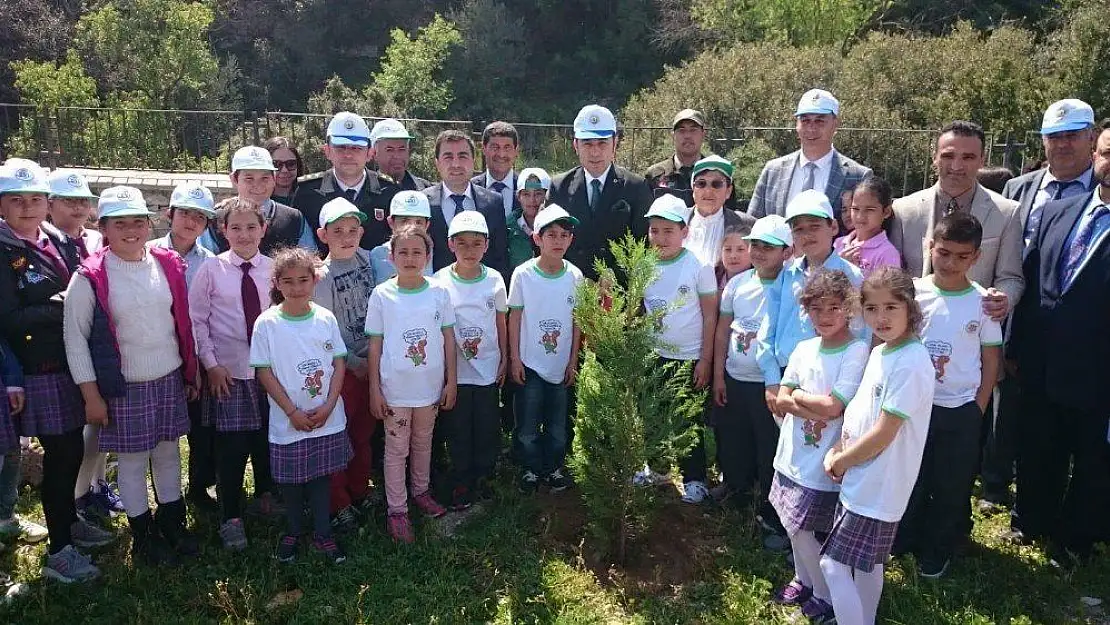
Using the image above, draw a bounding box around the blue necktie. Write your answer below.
[450,194,466,217]
[589,179,602,212]
[1061,204,1109,288]
[490,181,507,194]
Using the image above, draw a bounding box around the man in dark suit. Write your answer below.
[425,129,508,279]
[472,121,520,219]
[548,104,653,281]
[1007,119,1110,560]
[369,118,431,191]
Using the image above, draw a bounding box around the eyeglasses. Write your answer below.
[274,159,298,171]
[693,179,728,189]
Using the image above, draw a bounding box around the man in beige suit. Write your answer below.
[890,121,1024,321]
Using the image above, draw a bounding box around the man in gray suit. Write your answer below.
[890,120,1024,321]
[747,89,871,227]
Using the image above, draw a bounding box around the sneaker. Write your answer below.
[412,491,447,518]
[519,471,539,494]
[632,465,669,487]
[387,513,415,544]
[93,481,126,515]
[312,535,346,564]
[918,554,950,579]
[219,519,248,551]
[275,534,299,563]
[450,486,473,511]
[331,506,359,534]
[42,545,101,583]
[70,518,115,549]
[772,578,813,606]
[0,517,48,544]
[681,480,710,504]
[547,469,572,493]
[799,597,837,623]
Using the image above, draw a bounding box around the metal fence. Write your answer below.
[0,103,1045,198]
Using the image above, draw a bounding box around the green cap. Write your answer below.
[691,155,734,183]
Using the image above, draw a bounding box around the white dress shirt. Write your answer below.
[485,170,515,218]
[787,148,837,203]
[440,182,476,226]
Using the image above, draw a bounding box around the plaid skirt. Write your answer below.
[821,503,900,573]
[769,471,839,535]
[17,373,85,437]
[100,370,190,454]
[201,378,264,432]
[270,432,352,485]
[0,394,16,453]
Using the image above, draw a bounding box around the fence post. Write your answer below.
[251,110,261,145]
[44,107,60,169]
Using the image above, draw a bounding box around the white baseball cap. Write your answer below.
[518,167,551,191]
[785,190,835,222]
[573,105,617,140]
[795,89,840,117]
[169,182,215,216]
[644,194,689,224]
[369,118,413,146]
[744,214,793,248]
[47,170,98,199]
[448,211,489,237]
[327,112,371,147]
[98,186,153,219]
[231,146,277,173]
[534,204,580,233]
[1040,99,1095,135]
[389,190,431,218]
[0,162,51,196]
[319,197,367,228]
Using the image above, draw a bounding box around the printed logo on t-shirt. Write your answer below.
[924,339,953,382]
[403,328,429,366]
[566,294,575,307]
[734,317,760,354]
[802,418,826,447]
[539,319,562,354]
[324,340,334,352]
[459,326,483,360]
[485,296,496,310]
[646,297,667,332]
[297,359,325,398]
[965,320,979,334]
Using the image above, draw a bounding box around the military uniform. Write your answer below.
[294,169,399,253]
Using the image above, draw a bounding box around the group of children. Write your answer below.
[0,150,1003,625]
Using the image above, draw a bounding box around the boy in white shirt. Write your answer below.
[896,213,1002,579]
[640,195,718,503]
[508,205,583,494]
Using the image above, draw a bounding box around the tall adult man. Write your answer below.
[471,121,520,218]
[293,112,394,252]
[747,89,871,224]
[548,104,653,281]
[890,121,1024,321]
[369,118,431,191]
[1007,120,1110,560]
[645,109,731,209]
[425,129,509,278]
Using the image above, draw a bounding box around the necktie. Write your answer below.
[1049,179,1076,201]
[945,197,960,215]
[1061,205,1109,288]
[450,194,466,217]
[589,179,602,212]
[241,262,262,343]
[801,162,817,192]
[490,181,507,194]
[343,188,357,203]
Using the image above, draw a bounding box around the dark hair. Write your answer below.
[852,175,892,208]
[390,222,433,254]
[976,166,1014,194]
[800,269,858,315]
[217,197,264,227]
[933,212,983,249]
[714,223,752,284]
[861,266,923,335]
[269,246,322,305]
[937,120,986,153]
[167,206,210,223]
[481,121,519,147]
[435,129,475,159]
[263,136,304,179]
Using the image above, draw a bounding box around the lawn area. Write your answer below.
[1,457,1108,624]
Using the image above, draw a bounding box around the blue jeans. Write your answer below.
[0,450,21,520]
[514,367,568,476]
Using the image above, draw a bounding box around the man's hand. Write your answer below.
[982,287,1009,322]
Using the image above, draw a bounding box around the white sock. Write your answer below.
[116,451,152,517]
[151,440,183,505]
[820,556,865,625]
[792,530,830,601]
[74,424,105,498]
[856,563,884,624]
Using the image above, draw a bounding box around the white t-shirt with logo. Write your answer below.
[434,264,508,387]
[914,278,1003,409]
[364,278,456,407]
[720,270,775,382]
[643,249,717,360]
[507,258,583,384]
[249,304,349,446]
[775,337,869,492]
[838,341,935,522]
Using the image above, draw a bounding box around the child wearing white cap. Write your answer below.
[369,190,434,286]
[508,167,549,270]
[46,170,102,258]
[434,211,508,510]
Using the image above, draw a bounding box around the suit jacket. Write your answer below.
[293,169,396,253]
[1001,168,1048,230]
[1010,192,1110,412]
[644,154,741,210]
[890,184,1025,309]
[471,171,521,214]
[547,165,653,281]
[746,150,871,221]
[425,184,509,281]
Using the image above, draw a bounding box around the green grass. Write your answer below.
[1,457,1108,624]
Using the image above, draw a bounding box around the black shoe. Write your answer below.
[128,510,177,567]
[917,552,950,579]
[155,499,199,558]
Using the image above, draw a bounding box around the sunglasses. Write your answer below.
[274,159,299,171]
[693,179,728,189]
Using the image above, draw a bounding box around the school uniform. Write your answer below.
[0,338,20,455]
